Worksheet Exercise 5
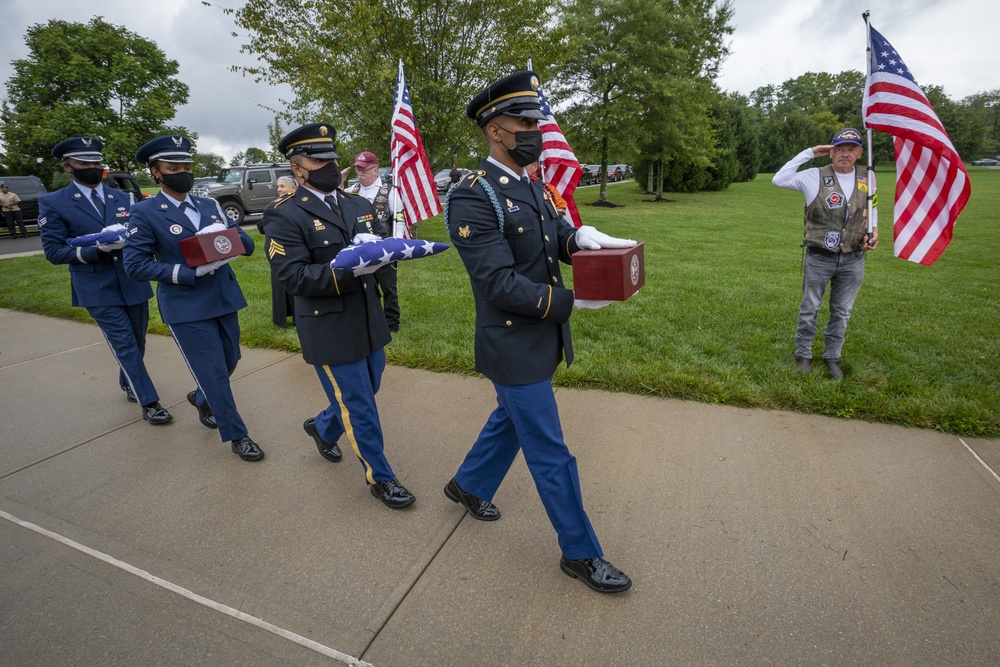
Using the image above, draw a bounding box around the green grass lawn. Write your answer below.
[3,170,997,436]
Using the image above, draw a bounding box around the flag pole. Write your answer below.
[392,60,407,238]
[862,10,875,245]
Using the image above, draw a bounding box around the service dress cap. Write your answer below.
[278,123,341,160]
[467,71,547,126]
[52,136,104,162]
[135,135,194,165]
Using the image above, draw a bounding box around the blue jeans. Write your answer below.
[796,249,865,360]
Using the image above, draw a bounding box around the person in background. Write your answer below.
[258,174,297,327]
[444,71,635,594]
[772,127,878,380]
[448,163,461,187]
[0,184,28,239]
[342,151,400,333]
[123,135,263,462]
[262,123,414,509]
[526,161,568,218]
[38,137,172,425]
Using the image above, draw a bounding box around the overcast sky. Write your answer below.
[1,0,996,164]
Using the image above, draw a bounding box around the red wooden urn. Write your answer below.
[179,228,245,268]
[571,242,644,301]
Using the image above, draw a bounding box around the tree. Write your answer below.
[226,0,557,170]
[0,18,189,186]
[192,152,226,178]
[554,0,734,202]
[230,148,270,166]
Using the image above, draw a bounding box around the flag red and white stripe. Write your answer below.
[390,61,441,237]
[862,24,970,266]
[537,86,583,228]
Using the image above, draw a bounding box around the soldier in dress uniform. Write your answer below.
[343,151,400,332]
[122,135,263,462]
[38,136,172,426]
[443,71,636,593]
[261,122,414,509]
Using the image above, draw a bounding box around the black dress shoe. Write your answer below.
[187,390,217,429]
[142,401,173,425]
[559,556,632,593]
[370,478,415,509]
[121,385,138,403]
[444,478,500,521]
[303,418,342,462]
[231,436,264,462]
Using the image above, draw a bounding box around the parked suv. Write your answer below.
[194,163,293,224]
[0,175,47,230]
[103,170,147,204]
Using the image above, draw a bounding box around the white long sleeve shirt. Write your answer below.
[772,148,877,227]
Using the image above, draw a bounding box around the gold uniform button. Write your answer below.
[324,240,329,246]
[505,320,512,326]
[544,235,550,242]
[518,227,524,233]
[314,310,319,315]
[548,256,553,263]
[113,256,119,262]
[553,276,559,283]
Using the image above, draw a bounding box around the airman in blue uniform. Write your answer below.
[123,135,263,462]
[261,122,414,509]
[39,136,172,426]
[444,71,635,593]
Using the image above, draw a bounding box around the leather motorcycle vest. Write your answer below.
[803,164,868,253]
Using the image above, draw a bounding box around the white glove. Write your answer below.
[575,225,637,250]
[197,222,229,235]
[195,257,233,276]
[352,233,381,245]
[97,224,126,251]
[573,299,613,309]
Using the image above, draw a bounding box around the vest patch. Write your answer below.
[823,176,834,187]
[824,231,841,249]
[825,192,845,208]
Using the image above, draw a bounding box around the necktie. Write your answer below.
[324,195,343,223]
[179,201,199,229]
[92,190,106,219]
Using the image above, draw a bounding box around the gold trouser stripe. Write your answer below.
[322,365,375,484]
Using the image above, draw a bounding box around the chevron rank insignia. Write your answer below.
[268,239,285,259]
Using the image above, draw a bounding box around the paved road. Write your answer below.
[1,307,998,666]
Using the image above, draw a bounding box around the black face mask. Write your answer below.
[302,161,342,193]
[72,167,104,186]
[497,126,543,168]
[158,171,195,194]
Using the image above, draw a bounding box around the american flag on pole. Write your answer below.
[390,60,441,237]
[862,24,970,266]
[537,86,584,228]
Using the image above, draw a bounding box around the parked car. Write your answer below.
[0,175,47,229]
[379,166,393,185]
[579,165,597,186]
[196,163,293,224]
[434,168,469,192]
[971,158,1000,166]
[607,165,625,182]
[102,170,147,204]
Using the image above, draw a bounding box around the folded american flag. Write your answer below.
[331,237,449,275]
[67,224,127,247]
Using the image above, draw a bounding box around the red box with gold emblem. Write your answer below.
[179,228,245,268]
[571,243,644,301]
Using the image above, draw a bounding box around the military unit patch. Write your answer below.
[268,239,285,258]
[458,224,472,239]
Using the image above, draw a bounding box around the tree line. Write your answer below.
[2,8,997,198]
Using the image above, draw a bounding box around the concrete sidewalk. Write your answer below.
[1,307,998,666]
